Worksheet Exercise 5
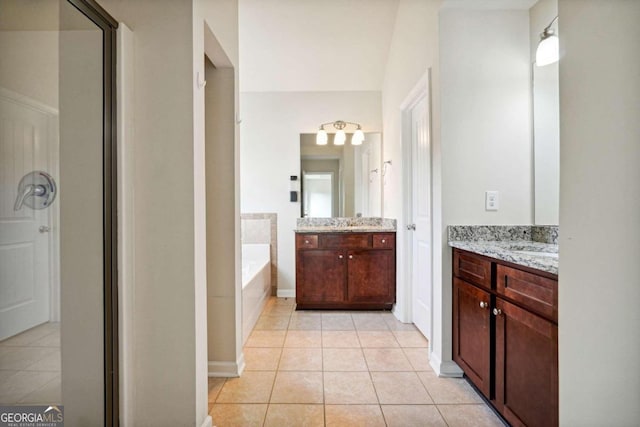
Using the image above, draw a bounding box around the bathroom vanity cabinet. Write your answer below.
[453,248,558,427]
[295,232,396,309]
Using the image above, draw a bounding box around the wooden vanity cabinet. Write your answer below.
[452,248,558,427]
[296,232,396,309]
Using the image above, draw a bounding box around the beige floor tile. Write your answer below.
[284,330,321,348]
[17,374,61,405]
[322,331,360,348]
[245,331,286,348]
[24,350,60,372]
[381,405,447,427]
[393,330,428,347]
[243,347,282,371]
[254,315,290,331]
[208,377,226,402]
[0,323,58,347]
[363,348,413,371]
[270,371,324,403]
[357,331,399,348]
[403,348,435,372]
[263,404,324,427]
[325,405,386,427]
[383,317,418,331]
[216,371,276,403]
[209,403,267,427]
[352,314,389,331]
[371,371,433,404]
[278,348,322,371]
[35,331,60,348]
[323,371,378,404]
[288,314,322,330]
[262,304,295,316]
[438,404,504,427]
[321,314,355,331]
[0,370,58,404]
[323,348,368,371]
[0,347,58,371]
[418,372,484,404]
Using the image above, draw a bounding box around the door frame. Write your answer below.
[400,69,433,341]
[65,0,119,424]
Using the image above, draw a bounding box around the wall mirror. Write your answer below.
[300,132,382,218]
[533,60,560,225]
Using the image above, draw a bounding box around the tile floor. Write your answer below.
[0,322,61,405]
[208,297,504,426]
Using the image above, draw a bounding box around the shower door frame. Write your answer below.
[66,0,119,425]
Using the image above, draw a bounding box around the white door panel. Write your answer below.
[410,95,432,342]
[0,94,53,340]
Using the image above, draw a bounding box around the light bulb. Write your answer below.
[351,129,365,145]
[316,128,328,145]
[334,130,346,145]
[536,32,559,66]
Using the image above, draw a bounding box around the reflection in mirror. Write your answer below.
[533,61,560,224]
[300,133,382,218]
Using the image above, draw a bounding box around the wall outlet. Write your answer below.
[485,191,499,211]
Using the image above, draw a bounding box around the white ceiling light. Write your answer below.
[352,126,365,146]
[536,16,559,67]
[316,120,365,146]
[316,127,328,145]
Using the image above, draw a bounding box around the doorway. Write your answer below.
[0,0,118,424]
[402,71,433,344]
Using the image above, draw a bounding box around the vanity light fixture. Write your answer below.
[316,120,365,146]
[536,16,559,67]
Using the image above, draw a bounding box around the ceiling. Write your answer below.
[239,0,399,93]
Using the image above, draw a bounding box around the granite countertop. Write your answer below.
[296,226,396,233]
[448,225,559,275]
[295,217,397,233]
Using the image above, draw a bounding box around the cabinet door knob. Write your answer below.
[381,239,386,243]
[349,255,353,259]
[338,255,343,259]
[492,308,502,316]
[304,240,309,244]
[479,301,488,309]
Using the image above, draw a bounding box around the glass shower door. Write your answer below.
[0,1,117,424]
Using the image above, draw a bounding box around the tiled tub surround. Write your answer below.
[296,217,397,233]
[448,225,559,275]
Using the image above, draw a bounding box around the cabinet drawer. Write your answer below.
[372,234,395,249]
[296,234,318,249]
[497,265,558,322]
[453,250,492,290]
[320,234,370,248]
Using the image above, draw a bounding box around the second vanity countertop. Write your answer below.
[449,240,558,275]
[448,225,559,276]
[295,226,396,233]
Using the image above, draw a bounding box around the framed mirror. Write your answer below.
[300,132,382,218]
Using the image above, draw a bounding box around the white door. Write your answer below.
[409,95,432,341]
[0,93,54,340]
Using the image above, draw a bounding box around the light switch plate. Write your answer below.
[485,191,499,211]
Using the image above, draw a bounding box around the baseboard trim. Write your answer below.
[201,415,212,427]
[208,353,245,378]
[276,289,295,298]
[430,351,464,378]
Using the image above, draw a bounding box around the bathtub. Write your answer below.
[242,244,271,344]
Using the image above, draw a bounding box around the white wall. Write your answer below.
[558,0,640,425]
[92,1,200,425]
[240,91,381,295]
[0,31,58,108]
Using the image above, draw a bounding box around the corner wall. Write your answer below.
[240,91,382,296]
[558,0,640,424]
